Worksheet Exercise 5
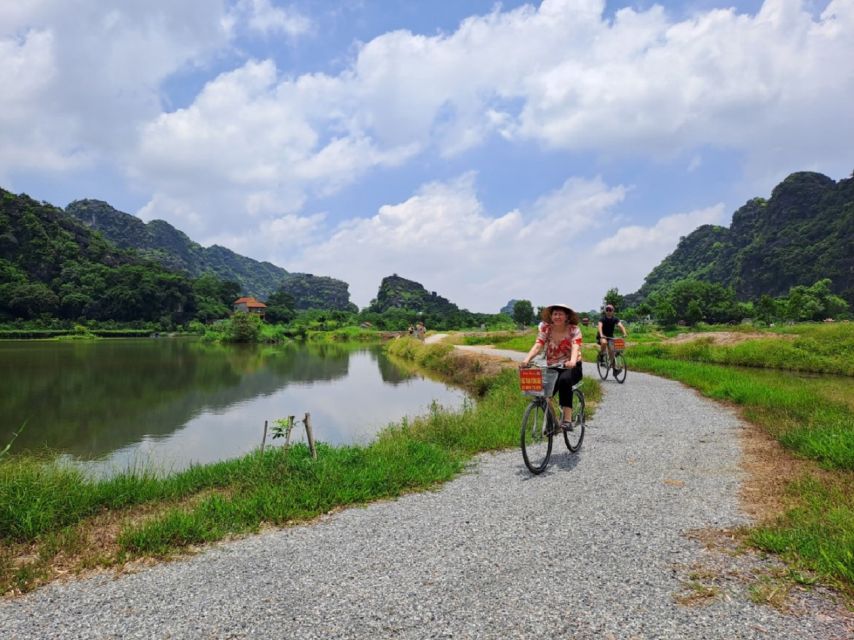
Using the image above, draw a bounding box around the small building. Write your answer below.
[233,296,267,319]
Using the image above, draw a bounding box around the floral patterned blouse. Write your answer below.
[536,321,583,366]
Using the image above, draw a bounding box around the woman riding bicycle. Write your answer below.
[520,303,583,429]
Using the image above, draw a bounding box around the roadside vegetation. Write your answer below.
[0,340,585,596]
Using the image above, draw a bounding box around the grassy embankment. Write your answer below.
[0,338,599,595]
[472,322,854,596]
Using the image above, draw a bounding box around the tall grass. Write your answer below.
[631,338,853,376]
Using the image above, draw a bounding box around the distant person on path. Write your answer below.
[519,303,583,428]
[415,321,426,340]
[597,304,627,371]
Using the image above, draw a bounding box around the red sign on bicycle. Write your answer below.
[519,368,543,392]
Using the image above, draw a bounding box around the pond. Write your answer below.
[0,339,467,475]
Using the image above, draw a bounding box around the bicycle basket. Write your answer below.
[613,338,625,351]
[519,367,559,396]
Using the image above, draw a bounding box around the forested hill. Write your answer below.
[66,199,288,299]
[0,189,198,322]
[626,171,854,306]
[367,274,460,315]
[278,273,357,312]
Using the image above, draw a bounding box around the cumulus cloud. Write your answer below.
[114,0,853,241]
[0,0,231,180]
[593,205,726,255]
[228,0,312,38]
[589,204,727,294]
[296,173,628,312]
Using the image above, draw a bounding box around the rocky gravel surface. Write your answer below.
[1,353,851,639]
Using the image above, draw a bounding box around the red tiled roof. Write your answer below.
[234,296,267,308]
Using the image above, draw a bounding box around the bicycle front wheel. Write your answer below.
[521,400,553,474]
[563,388,585,452]
[596,352,609,380]
[613,353,627,383]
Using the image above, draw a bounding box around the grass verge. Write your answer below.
[630,326,853,376]
[630,354,854,597]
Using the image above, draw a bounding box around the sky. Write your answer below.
[1,0,852,313]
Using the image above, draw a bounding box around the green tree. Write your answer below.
[685,299,703,326]
[755,294,778,323]
[783,278,849,321]
[653,298,678,328]
[603,288,625,311]
[512,299,535,327]
[265,287,297,324]
[225,312,261,342]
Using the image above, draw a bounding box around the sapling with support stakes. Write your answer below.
[267,414,317,459]
[270,416,296,449]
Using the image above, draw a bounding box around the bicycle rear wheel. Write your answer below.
[596,351,609,380]
[563,388,585,452]
[613,353,627,383]
[521,399,553,474]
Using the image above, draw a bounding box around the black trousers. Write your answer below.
[552,363,582,408]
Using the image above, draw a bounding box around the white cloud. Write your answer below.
[230,0,312,38]
[588,204,726,296]
[132,57,417,238]
[116,0,852,241]
[0,0,231,180]
[201,210,325,258]
[296,173,628,312]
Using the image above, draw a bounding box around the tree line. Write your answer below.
[601,278,849,327]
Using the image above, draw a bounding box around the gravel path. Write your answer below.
[1,350,851,639]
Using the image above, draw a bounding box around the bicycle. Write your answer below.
[519,365,585,474]
[596,336,627,383]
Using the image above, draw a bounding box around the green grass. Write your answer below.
[630,333,853,376]
[628,357,854,471]
[0,454,266,542]
[749,475,854,592]
[118,438,466,555]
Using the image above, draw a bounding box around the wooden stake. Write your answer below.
[260,420,268,453]
[304,412,317,459]
[285,416,294,449]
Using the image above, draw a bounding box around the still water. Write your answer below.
[0,339,467,475]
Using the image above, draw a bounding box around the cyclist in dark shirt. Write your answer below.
[597,304,627,371]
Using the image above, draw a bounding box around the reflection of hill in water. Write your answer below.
[0,339,360,458]
[375,351,418,385]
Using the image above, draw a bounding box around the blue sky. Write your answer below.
[1,0,851,312]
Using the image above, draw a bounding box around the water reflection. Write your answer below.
[0,339,464,474]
